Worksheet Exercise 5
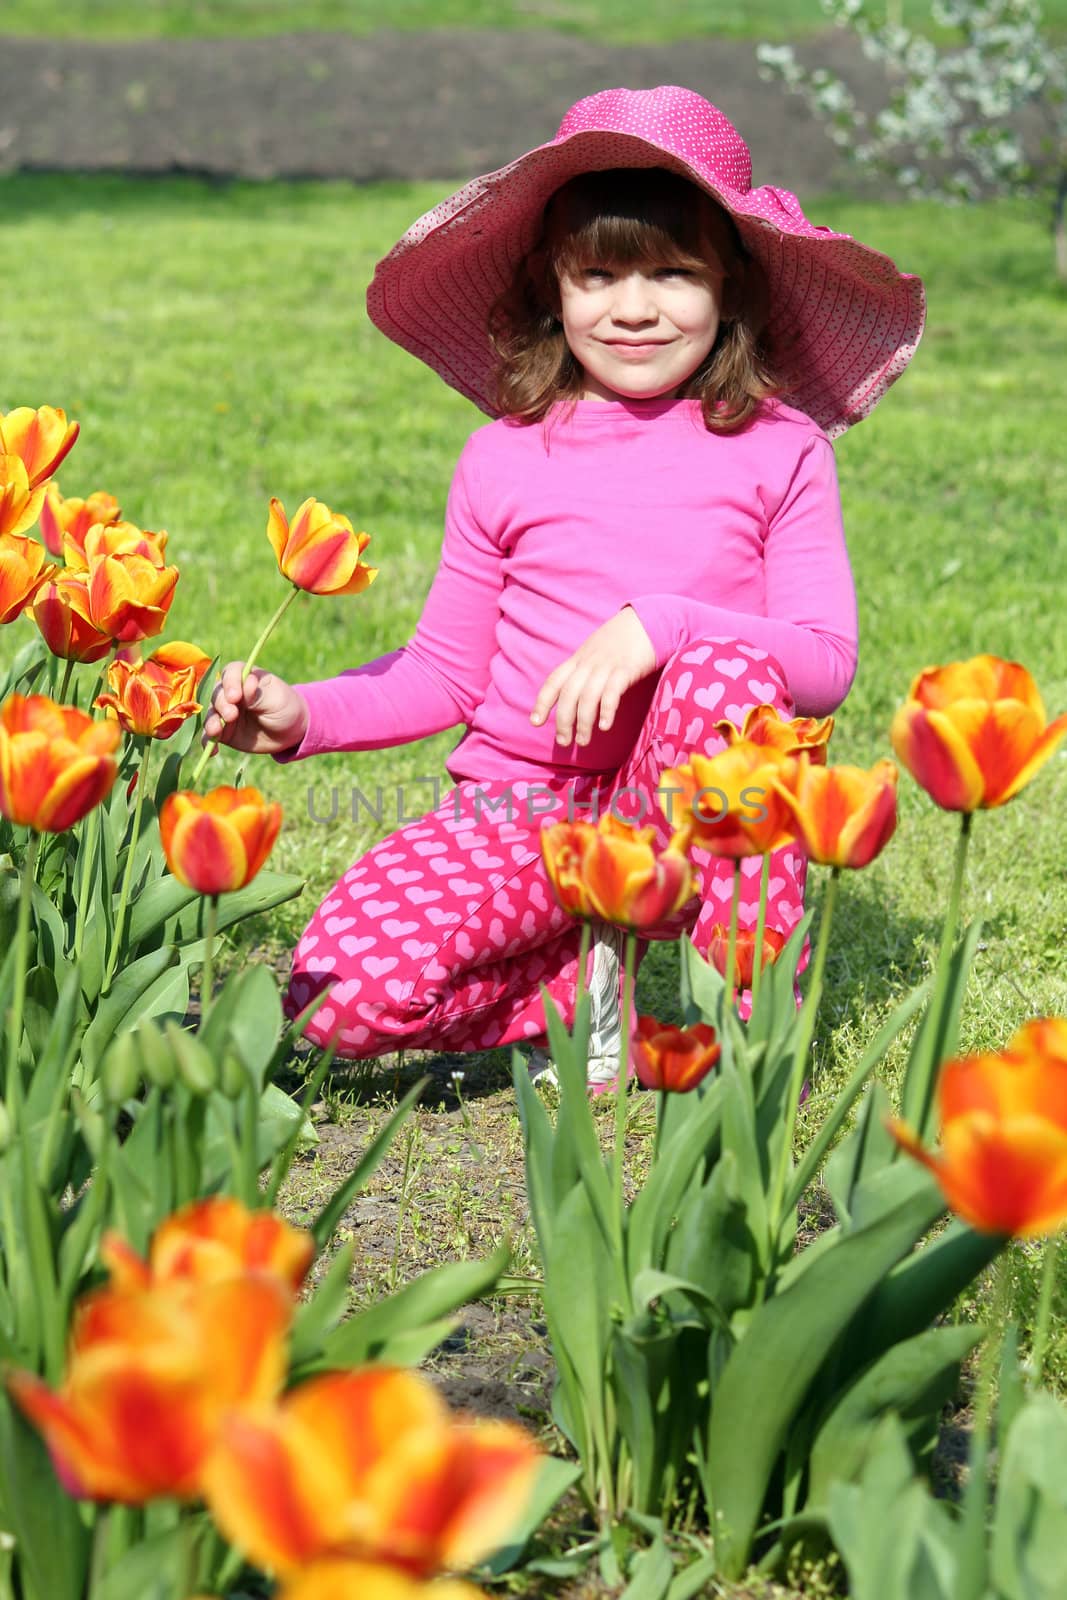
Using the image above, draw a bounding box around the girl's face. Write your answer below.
[557,253,726,403]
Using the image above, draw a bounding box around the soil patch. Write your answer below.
[1,27,902,197]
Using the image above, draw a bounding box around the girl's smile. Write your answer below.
[558,262,725,403]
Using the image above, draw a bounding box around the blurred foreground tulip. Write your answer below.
[888,1017,1067,1237]
[771,754,898,869]
[279,1565,487,1600]
[717,703,834,764]
[0,531,56,623]
[891,655,1067,812]
[0,455,48,539]
[102,1196,314,1296]
[659,743,799,858]
[0,693,119,832]
[203,1366,539,1577]
[39,486,122,559]
[541,812,694,930]
[633,1015,721,1093]
[0,405,79,488]
[160,785,282,895]
[7,1275,291,1502]
[94,640,210,738]
[268,496,379,597]
[708,924,786,989]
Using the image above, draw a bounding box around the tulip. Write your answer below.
[890,654,1067,812]
[32,572,116,663]
[268,496,379,597]
[0,531,56,623]
[39,486,122,559]
[888,1017,1067,1237]
[632,1015,721,1093]
[540,812,694,931]
[770,753,898,869]
[84,545,179,643]
[708,924,786,990]
[279,1565,487,1600]
[659,743,799,858]
[159,785,282,895]
[716,702,834,764]
[7,1274,291,1502]
[0,454,48,539]
[0,693,120,832]
[202,1366,540,1577]
[101,1196,314,1296]
[0,406,79,488]
[62,518,169,572]
[94,642,209,739]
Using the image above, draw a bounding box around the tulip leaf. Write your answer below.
[0,633,49,698]
[702,1172,944,1579]
[0,1395,90,1600]
[288,1240,356,1367]
[824,1080,898,1225]
[29,877,65,971]
[125,876,199,951]
[168,869,304,944]
[322,1241,510,1367]
[540,989,617,1247]
[626,1075,725,1273]
[990,1392,1067,1600]
[79,946,181,1077]
[91,1524,188,1600]
[806,1323,982,1509]
[541,1180,616,1491]
[513,1048,561,1257]
[662,1150,756,1328]
[480,1456,583,1576]
[899,917,984,1142]
[224,963,284,1089]
[312,1077,426,1249]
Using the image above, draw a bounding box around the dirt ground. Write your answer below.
[0,27,903,197]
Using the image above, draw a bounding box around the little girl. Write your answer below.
[203,86,925,1087]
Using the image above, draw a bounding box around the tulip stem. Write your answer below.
[906,811,973,1139]
[241,1068,260,1206]
[72,804,99,965]
[613,931,637,1242]
[189,585,298,787]
[958,1249,1014,1599]
[1029,1233,1059,1389]
[58,657,75,703]
[750,853,771,1015]
[100,737,151,998]
[198,894,219,1028]
[767,866,840,1255]
[6,829,38,1100]
[725,864,741,1010]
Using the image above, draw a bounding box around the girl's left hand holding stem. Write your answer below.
[530,605,656,747]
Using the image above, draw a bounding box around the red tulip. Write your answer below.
[632,1015,721,1092]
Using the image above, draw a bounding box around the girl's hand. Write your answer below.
[200,662,309,757]
[530,606,657,747]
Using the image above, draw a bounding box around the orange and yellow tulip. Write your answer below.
[159,785,282,895]
[0,531,56,623]
[716,703,834,764]
[278,1565,487,1600]
[32,572,116,663]
[83,544,179,644]
[61,519,169,573]
[632,1015,721,1093]
[888,1017,1067,1237]
[659,744,799,858]
[202,1365,539,1577]
[890,655,1067,812]
[770,754,898,869]
[94,640,210,739]
[0,454,48,539]
[7,1274,291,1502]
[708,924,786,989]
[267,496,379,597]
[541,812,694,930]
[39,486,122,559]
[0,406,79,489]
[101,1196,314,1297]
[0,694,120,832]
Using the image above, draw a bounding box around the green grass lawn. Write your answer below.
[4,0,1067,42]
[2,171,1067,1401]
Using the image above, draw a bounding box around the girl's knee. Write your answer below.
[660,635,794,718]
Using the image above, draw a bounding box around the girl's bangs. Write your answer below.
[553,213,708,278]
[543,169,736,281]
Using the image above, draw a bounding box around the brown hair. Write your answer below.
[486,167,789,434]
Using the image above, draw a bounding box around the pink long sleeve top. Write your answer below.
[275,394,858,784]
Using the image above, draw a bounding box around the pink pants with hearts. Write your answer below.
[283,636,811,1058]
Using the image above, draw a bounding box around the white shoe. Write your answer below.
[527,923,624,1091]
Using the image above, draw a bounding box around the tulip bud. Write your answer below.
[102,1033,142,1106]
[218,1049,249,1101]
[134,1021,176,1089]
[164,1022,218,1096]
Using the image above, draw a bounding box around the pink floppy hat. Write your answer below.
[366,84,926,440]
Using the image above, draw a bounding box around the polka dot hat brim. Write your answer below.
[366,85,926,439]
